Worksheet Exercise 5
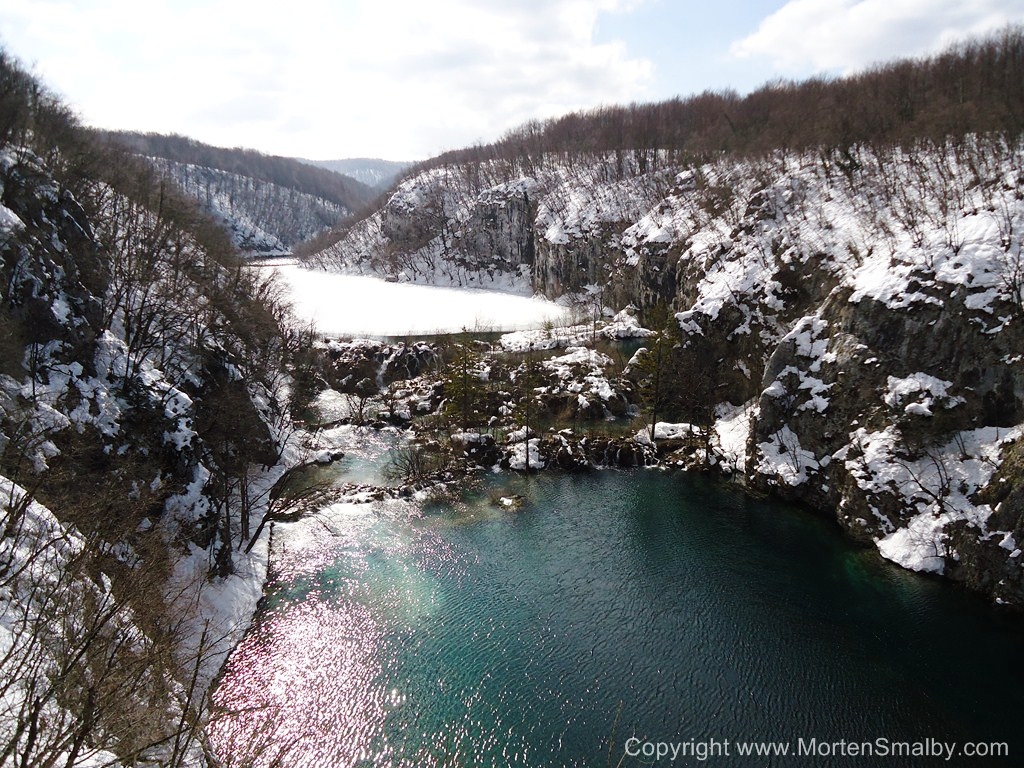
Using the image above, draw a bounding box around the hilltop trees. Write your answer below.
[413,27,1024,176]
[307,28,1024,320]
[91,131,380,255]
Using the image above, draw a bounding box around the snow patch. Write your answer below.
[756,426,820,486]
[883,372,963,416]
[507,437,545,471]
[847,425,1023,574]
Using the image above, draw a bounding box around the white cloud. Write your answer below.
[0,0,653,160]
[731,0,1024,75]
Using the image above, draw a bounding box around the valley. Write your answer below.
[2,23,1024,768]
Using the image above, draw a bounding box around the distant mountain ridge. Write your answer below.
[99,131,378,253]
[297,157,412,190]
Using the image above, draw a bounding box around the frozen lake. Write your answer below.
[270,262,570,337]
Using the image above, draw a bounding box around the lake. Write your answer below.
[210,466,1024,767]
[270,262,571,337]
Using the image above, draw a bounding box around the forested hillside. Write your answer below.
[102,131,377,253]
[307,29,1024,605]
[1,51,316,764]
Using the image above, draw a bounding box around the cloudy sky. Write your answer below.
[1,0,1021,161]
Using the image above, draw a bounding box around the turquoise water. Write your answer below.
[211,471,1024,767]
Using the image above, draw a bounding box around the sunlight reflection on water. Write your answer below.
[210,470,1024,767]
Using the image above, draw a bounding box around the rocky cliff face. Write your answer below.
[311,137,1024,606]
[313,161,670,294]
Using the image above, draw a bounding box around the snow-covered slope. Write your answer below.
[309,137,1024,605]
[148,157,349,253]
[99,132,379,255]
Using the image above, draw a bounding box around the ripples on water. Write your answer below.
[211,471,1024,767]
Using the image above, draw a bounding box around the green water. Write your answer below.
[212,470,1024,767]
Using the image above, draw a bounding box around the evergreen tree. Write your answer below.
[631,304,681,441]
[442,331,489,433]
